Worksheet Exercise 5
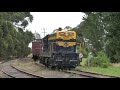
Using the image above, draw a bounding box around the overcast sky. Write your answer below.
[26,12,85,38]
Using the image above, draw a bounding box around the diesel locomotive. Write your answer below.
[32,28,80,69]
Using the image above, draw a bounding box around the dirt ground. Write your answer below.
[12,59,82,78]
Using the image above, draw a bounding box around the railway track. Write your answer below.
[63,70,120,78]
[1,60,43,78]
[1,58,120,78]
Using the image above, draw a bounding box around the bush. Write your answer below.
[85,51,111,68]
[76,46,88,58]
[76,46,80,53]
[83,48,88,58]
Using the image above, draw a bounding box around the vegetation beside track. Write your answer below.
[75,58,120,77]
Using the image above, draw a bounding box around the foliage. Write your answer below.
[0,12,34,60]
[72,12,120,63]
[85,51,111,68]
[103,12,120,63]
[83,48,89,58]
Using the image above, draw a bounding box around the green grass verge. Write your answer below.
[76,58,120,77]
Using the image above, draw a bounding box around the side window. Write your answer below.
[49,42,57,52]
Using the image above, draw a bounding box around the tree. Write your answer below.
[64,26,72,30]
[102,12,120,62]
[0,12,34,60]
[74,12,120,63]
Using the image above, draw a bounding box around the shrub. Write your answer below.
[83,48,88,58]
[85,51,111,68]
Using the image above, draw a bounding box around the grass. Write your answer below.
[80,58,88,66]
[76,58,120,77]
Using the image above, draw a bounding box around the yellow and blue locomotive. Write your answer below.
[32,28,80,69]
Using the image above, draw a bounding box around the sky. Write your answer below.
[26,12,85,38]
